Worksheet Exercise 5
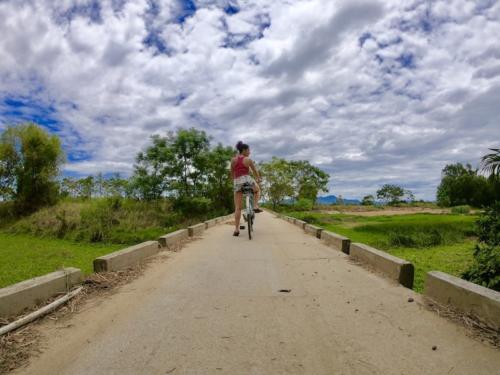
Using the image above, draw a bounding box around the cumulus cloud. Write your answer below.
[0,0,499,200]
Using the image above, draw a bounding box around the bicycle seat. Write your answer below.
[241,182,254,193]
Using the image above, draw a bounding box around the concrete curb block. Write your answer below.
[424,271,500,330]
[0,268,82,318]
[188,223,205,237]
[304,224,323,239]
[93,241,161,272]
[205,218,218,229]
[294,219,307,229]
[158,229,189,250]
[321,230,351,254]
[349,243,414,289]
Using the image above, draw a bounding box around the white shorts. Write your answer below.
[233,175,256,192]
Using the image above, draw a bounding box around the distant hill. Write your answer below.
[316,195,361,205]
[281,195,361,205]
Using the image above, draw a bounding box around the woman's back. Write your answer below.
[233,155,249,178]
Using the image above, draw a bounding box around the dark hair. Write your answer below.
[236,141,249,153]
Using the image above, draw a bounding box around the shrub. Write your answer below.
[173,196,212,217]
[451,205,471,214]
[475,202,500,245]
[0,201,15,225]
[79,199,120,242]
[301,214,319,224]
[462,244,500,291]
[293,198,314,211]
[462,202,500,290]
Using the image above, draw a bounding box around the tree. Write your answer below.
[203,144,234,212]
[0,123,64,212]
[129,135,173,200]
[104,173,129,197]
[130,128,211,200]
[77,176,94,199]
[361,194,375,206]
[436,163,495,207]
[260,157,295,209]
[481,148,500,178]
[376,184,406,205]
[290,160,330,203]
[171,128,211,197]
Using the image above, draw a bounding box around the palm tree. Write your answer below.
[481,148,500,178]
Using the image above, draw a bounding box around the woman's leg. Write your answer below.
[234,191,243,233]
[253,183,261,209]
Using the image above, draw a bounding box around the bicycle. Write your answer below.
[240,182,255,240]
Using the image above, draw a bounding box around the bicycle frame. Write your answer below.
[241,184,255,239]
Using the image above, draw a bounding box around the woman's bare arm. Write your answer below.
[248,159,261,183]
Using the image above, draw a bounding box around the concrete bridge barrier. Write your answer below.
[158,229,189,250]
[205,219,218,229]
[294,219,307,230]
[93,241,161,272]
[349,243,414,289]
[424,271,500,330]
[188,223,206,237]
[321,230,351,254]
[304,224,323,239]
[0,268,82,318]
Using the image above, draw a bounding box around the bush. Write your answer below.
[0,201,15,225]
[475,202,500,245]
[301,214,319,224]
[293,198,314,211]
[462,202,500,290]
[451,205,471,214]
[79,198,121,242]
[173,196,212,218]
[462,244,500,291]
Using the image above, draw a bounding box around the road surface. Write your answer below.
[16,212,499,374]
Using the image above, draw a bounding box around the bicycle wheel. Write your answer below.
[248,214,252,240]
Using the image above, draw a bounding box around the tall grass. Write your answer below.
[356,220,475,248]
[293,212,476,249]
[3,197,225,245]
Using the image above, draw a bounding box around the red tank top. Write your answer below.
[234,155,250,178]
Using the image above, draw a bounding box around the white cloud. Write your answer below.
[0,0,499,200]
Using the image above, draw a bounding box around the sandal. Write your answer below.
[233,231,240,236]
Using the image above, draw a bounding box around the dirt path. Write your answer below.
[15,212,499,375]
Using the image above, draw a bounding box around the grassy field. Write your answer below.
[287,211,477,292]
[0,232,123,288]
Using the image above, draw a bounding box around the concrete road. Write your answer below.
[17,212,499,375]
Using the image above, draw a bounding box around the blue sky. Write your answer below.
[1,0,499,200]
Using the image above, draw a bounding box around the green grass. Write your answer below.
[0,232,122,288]
[288,212,477,292]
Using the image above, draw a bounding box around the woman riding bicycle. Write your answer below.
[231,141,262,236]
